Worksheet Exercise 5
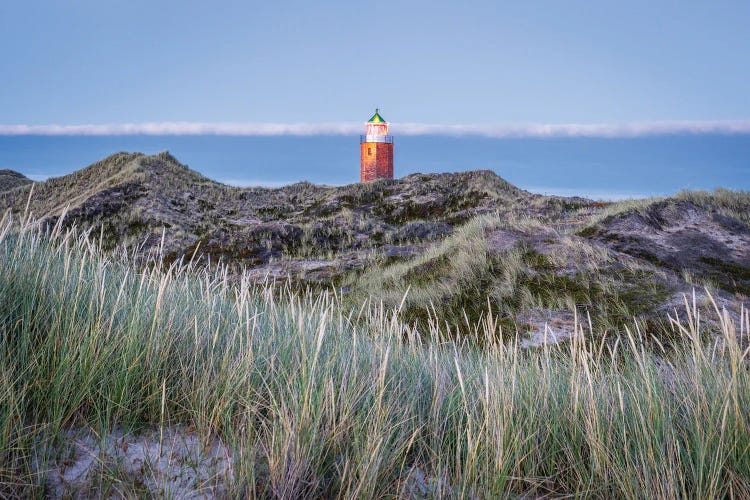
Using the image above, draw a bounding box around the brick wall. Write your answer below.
[360,142,394,182]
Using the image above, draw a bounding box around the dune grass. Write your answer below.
[0,214,749,498]
[348,214,672,337]
[674,188,750,225]
[576,188,750,230]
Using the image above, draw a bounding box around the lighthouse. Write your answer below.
[360,109,394,182]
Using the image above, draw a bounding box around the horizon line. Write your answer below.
[1,120,750,138]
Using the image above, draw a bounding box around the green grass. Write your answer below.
[698,256,750,296]
[0,170,33,194]
[348,215,672,338]
[575,188,750,236]
[1,214,750,497]
[675,188,750,225]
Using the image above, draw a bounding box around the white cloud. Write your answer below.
[393,121,750,138]
[0,122,360,136]
[1,120,750,138]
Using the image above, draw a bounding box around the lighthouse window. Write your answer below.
[368,148,372,156]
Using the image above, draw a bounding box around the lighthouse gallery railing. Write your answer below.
[360,135,394,144]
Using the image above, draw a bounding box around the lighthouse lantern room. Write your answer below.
[360,108,394,182]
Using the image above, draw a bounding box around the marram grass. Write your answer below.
[0,214,749,498]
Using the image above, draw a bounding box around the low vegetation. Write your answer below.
[576,191,750,298]
[1,215,749,498]
[0,169,32,194]
[347,214,674,337]
[0,153,530,264]
[4,153,748,339]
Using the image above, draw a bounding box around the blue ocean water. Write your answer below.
[1,134,748,199]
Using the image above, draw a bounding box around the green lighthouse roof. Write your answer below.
[367,108,387,123]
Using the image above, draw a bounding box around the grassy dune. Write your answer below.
[1,214,749,498]
[347,213,676,337]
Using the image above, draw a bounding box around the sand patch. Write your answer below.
[41,426,233,498]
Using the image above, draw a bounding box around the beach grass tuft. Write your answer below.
[0,213,749,497]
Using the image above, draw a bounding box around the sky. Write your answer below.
[2,1,750,129]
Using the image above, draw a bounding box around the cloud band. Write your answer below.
[1,120,750,138]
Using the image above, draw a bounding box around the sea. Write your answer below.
[1,134,749,200]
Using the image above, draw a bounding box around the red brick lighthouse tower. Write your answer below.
[360,109,394,182]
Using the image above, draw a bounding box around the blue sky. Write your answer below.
[2,1,749,128]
